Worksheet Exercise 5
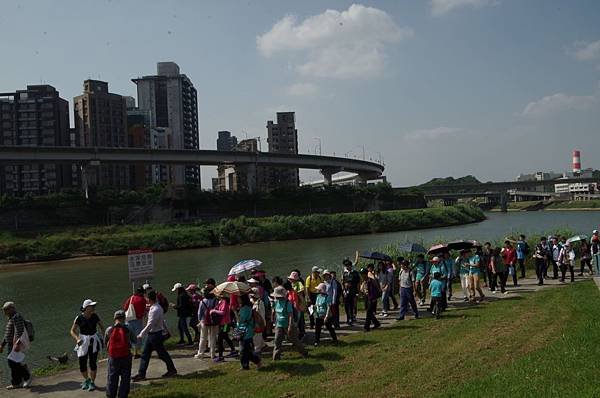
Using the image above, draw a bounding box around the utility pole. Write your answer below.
[314,137,322,156]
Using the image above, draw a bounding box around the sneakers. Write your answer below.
[88,381,96,392]
[382,312,389,318]
[81,379,91,390]
[6,385,21,390]
[213,357,224,363]
[396,317,405,321]
[226,350,239,358]
[22,377,32,388]
[503,291,509,295]
[193,353,204,359]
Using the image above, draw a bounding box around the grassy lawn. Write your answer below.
[131,281,600,398]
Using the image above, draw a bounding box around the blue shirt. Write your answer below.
[441,258,453,277]
[516,241,527,260]
[237,305,254,340]
[469,255,481,274]
[315,294,331,318]
[430,279,444,298]
[414,261,428,280]
[273,299,293,329]
[429,263,443,279]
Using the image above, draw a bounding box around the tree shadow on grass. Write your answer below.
[176,368,227,381]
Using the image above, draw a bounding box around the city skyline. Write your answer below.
[1,0,599,188]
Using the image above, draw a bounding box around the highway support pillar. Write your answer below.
[500,192,508,213]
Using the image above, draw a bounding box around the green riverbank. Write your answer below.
[0,205,485,264]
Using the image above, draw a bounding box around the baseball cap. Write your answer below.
[171,282,183,292]
[114,310,126,319]
[311,266,320,273]
[81,299,97,310]
[2,302,15,311]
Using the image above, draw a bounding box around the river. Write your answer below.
[0,210,598,377]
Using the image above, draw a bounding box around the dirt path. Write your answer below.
[0,274,593,397]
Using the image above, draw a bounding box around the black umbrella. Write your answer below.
[398,243,427,254]
[427,243,449,255]
[359,251,392,262]
[447,239,481,251]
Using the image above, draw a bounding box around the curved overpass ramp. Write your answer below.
[0,146,384,180]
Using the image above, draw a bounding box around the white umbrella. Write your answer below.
[228,259,262,276]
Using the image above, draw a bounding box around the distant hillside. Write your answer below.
[419,175,481,187]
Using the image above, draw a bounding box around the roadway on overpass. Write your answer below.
[0,146,384,180]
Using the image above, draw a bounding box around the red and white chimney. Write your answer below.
[572,150,581,174]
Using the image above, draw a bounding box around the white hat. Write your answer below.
[594,230,598,234]
[271,286,287,299]
[81,299,97,310]
[247,278,259,284]
[323,269,331,275]
[171,282,183,292]
[2,302,15,311]
[142,283,151,290]
[311,266,320,273]
[316,283,328,294]
[431,256,440,263]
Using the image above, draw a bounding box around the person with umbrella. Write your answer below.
[212,294,237,363]
[360,268,382,332]
[467,249,485,302]
[413,254,429,306]
[305,266,323,329]
[559,242,576,283]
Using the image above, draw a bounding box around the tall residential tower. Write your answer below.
[266,112,299,189]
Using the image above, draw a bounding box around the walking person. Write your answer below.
[288,271,306,339]
[1,302,32,390]
[237,294,262,370]
[105,310,136,398]
[429,273,444,318]
[516,235,529,279]
[305,267,323,329]
[378,263,394,317]
[428,256,447,310]
[330,271,343,328]
[482,242,494,292]
[187,284,202,343]
[342,259,360,322]
[550,237,562,280]
[467,249,485,302]
[132,291,177,382]
[559,243,576,283]
[396,260,419,320]
[534,237,550,286]
[455,250,471,301]
[194,288,218,360]
[579,240,593,276]
[123,287,146,359]
[501,240,518,286]
[591,230,600,274]
[441,251,454,300]
[71,299,104,391]
[313,283,338,346]
[213,296,237,362]
[360,268,382,332]
[272,286,308,359]
[250,288,267,353]
[490,248,507,294]
[171,283,194,346]
[414,254,429,306]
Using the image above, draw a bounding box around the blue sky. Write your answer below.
[1,0,599,187]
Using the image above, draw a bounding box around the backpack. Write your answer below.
[24,320,34,342]
[107,324,131,359]
[252,309,265,330]
[201,298,217,326]
[157,293,169,314]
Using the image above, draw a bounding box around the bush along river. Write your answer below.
[0,209,598,379]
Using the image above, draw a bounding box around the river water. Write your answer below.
[0,210,598,376]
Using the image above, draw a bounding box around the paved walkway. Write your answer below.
[1,273,593,397]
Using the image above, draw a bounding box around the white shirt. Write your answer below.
[139,303,165,337]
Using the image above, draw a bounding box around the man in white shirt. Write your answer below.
[132,291,177,381]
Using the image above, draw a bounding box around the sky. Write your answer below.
[1,0,599,188]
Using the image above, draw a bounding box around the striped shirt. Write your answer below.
[2,312,25,348]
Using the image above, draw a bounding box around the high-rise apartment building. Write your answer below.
[132,62,200,186]
[217,130,237,151]
[266,112,299,189]
[73,80,129,188]
[0,85,71,195]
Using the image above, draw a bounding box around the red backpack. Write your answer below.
[108,325,131,359]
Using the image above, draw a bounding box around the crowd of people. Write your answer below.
[2,229,599,396]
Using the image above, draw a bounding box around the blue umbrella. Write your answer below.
[398,243,427,254]
[228,259,262,276]
[359,251,392,262]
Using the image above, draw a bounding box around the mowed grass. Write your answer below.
[132,282,600,398]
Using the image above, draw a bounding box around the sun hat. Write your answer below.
[114,310,126,320]
[250,287,261,298]
[247,278,259,284]
[185,283,198,291]
[431,256,440,263]
[311,266,320,273]
[287,271,300,281]
[322,269,331,275]
[2,302,15,311]
[272,286,287,299]
[171,282,183,292]
[81,299,97,311]
[316,283,328,294]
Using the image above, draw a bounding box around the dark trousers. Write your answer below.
[490,272,506,292]
[217,326,235,357]
[535,258,546,285]
[364,299,381,331]
[332,302,341,329]
[308,293,318,328]
[344,297,355,323]
[550,259,559,279]
[390,291,398,309]
[580,258,593,274]
[107,355,132,398]
[8,358,30,387]
[137,332,176,377]
[398,287,419,319]
[560,264,575,282]
[446,277,453,298]
[177,316,193,344]
[315,317,337,344]
[518,258,526,278]
[190,315,200,342]
[297,312,306,338]
[239,338,260,369]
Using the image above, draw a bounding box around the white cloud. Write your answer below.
[405,126,469,140]
[431,0,497,17]
[287,82,319,97]
[521,93,596,117]
[570,40,600,61]
[256,4,413,79]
